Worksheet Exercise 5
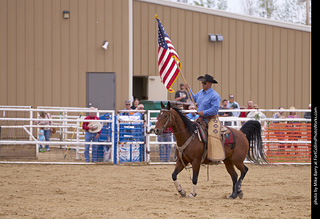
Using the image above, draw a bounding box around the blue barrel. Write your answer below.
[117,114,144,163]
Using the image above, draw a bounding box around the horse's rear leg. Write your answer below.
[234,162,249,199]
[172,160,186,197]
[223,158,238,199]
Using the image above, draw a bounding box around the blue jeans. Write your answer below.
[44,130,51,151]
[84,132,99,162]
[158,133,172,162]
[39,140,45,150]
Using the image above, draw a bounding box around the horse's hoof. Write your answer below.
[178,189,186,197]
[227,194,237,199]
[238,191,243,199]
[188,193,197,198]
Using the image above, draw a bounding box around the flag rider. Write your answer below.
[156,15,225,162]
[154,15,264,199]
[186,74,225,161]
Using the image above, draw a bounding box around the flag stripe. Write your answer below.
[159,51,172,75]
[162,58,175,86]
[164,66,179,89]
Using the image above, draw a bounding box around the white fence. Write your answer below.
[0,106,311,164]
[0,106,115,163]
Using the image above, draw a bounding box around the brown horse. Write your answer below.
[154,101,265,199]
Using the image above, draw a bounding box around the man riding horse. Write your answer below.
[155,74,265,198]
[186,74,225,161]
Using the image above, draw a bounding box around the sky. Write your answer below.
[228,0,243,13]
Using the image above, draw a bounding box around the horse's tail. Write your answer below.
[240,120,267,164]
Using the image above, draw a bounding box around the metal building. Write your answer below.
[0,0,311,110]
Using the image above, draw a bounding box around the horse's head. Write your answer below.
[154,101,173,135]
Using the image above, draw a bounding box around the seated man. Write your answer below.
[218,99,232,126]
[186,105,199,121]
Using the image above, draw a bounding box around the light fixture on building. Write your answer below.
[208,34,216,42]
[216,34,223,41]
[208,34,223,42]
[63,11,70,19]
[102,41,109,50]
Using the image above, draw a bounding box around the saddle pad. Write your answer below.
[195,122,207,143]
[224,128,235,146]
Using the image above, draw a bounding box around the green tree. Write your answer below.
[258,0,277,19]
[193,0,228,10]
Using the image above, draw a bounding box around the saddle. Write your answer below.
[196,122,235,144]
[195,120,236,162]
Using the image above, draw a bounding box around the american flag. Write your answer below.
[156,15,181,93]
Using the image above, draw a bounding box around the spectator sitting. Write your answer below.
[227,94,240,117]
[288,106,299,119]
[273,107,285,120]
[131,98,140,110]
[247,104,266,120]
[219,99,232,126]
[133,104,145,118]
[186,105,199,121]
[120,100,134,116]
[240,100,254,117]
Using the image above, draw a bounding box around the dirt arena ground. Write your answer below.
[0,163,311,219]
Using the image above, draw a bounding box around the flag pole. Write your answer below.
[173,58,198,111]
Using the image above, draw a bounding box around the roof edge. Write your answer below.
[136,0,311,32]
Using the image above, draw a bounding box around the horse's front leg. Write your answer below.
[188,159,201,198]
[172,159,186,197]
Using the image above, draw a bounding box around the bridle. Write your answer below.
[157,108,191,135]
[157,108,172,134]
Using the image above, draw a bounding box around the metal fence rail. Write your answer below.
[0,106,115,163]
[0,106,311,165]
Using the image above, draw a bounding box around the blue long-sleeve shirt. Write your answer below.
[189,88,221,117]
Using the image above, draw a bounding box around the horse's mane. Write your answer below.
[171,107,197,134]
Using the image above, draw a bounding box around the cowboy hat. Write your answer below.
[197,74,218,84]
[88,121,103,133]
